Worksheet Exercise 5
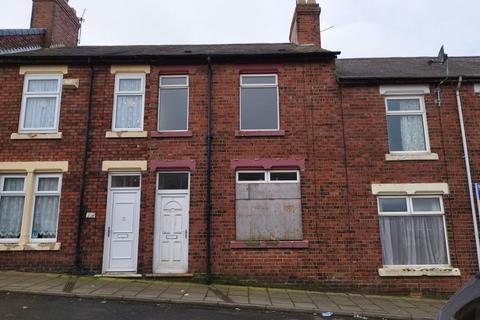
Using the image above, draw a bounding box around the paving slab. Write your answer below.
[0,271,446,320]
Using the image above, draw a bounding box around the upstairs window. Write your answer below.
[386,97,430,153]
[0,175,25,241]
[240,74,279,131]
[20,75,63,132]
[158,76,189,131]
[113,74,145,131]
[378,196,449,266]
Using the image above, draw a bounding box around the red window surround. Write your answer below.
[150,131,193,138]
[230,240,309,249]
[235,130,285,137]
[237,64,281,74]
[230,158,305,171]
[150,160,195,172]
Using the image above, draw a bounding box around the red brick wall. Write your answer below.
[0,65,90,271]
[0,61,478,296]
[339,82,478,295]
[31,0,80,47]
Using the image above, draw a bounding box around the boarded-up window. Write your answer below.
[235,171,302,241]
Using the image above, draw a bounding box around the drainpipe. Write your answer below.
[75,59,95,271]
[456,76,480,271]
[205,56,213,283]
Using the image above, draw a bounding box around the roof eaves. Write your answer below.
[0,28,46,36]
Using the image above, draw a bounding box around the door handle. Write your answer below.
[184,230,188,239]
[107,227,111,238]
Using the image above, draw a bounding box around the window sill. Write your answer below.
[105,131,148,139]
[385,153,439,161]
[0,242,61,251]
[150,131,193,138]
[230,240,308,249]
[11,132,63,140]
[235,130,285,137]
[378,267,460,277]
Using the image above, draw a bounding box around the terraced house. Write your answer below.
[1,0,480,296]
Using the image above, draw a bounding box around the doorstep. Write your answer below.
[145,273,194,278]
[95,273,143,278]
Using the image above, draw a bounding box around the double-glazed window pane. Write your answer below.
[0,176,25,240]
[240,75,279,131]
[111,175,140,188]
[241,87,278,130]
[115,95,143,129]
[387,115,426,152]
[241,75,276,85]
[378,198,408,213]
[387,99,421,111]
[161,76,188,86]
[3,178,24,191]
[237,172,266,182]
[386,98,427,152]
[270,172,298,182]
[31,176,61,241]
[159,87,188,131]
[23,97,57,129]
[27,79,59,93]
[114,75,145,130]
[22,76,61,131]
[412,197,441,212]
[119,79,142,92]
[158,173,189,190]
[380,216,448,265]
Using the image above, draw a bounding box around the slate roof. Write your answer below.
[2,43,336,58]
[0,29,46,36]
[336,56,480,80]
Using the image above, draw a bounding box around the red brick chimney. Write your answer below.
[30,0,80,48]
[289,0,321,47]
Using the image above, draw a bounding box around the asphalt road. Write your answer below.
[0,292,351,320]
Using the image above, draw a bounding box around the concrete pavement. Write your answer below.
[0,272,446,319]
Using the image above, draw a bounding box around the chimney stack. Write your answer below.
[30,0,81,48]
[289,0,321,47]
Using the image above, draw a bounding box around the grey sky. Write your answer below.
[2,0,479,58]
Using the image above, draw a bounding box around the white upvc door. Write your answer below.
[154,172,190,274]
[102,173,141,273]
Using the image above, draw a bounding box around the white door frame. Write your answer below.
[153,172,190,273]
[102,172,141,274]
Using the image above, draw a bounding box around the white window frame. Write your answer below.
[377,195,451,268]
[112,73,146,132]
[385,96,431,154]
[29,173,62,243]
[239,74,280,131]
[19,74,63,133]
[236,170,299,184]
[158,75,189,132]
[0,175,26,243]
